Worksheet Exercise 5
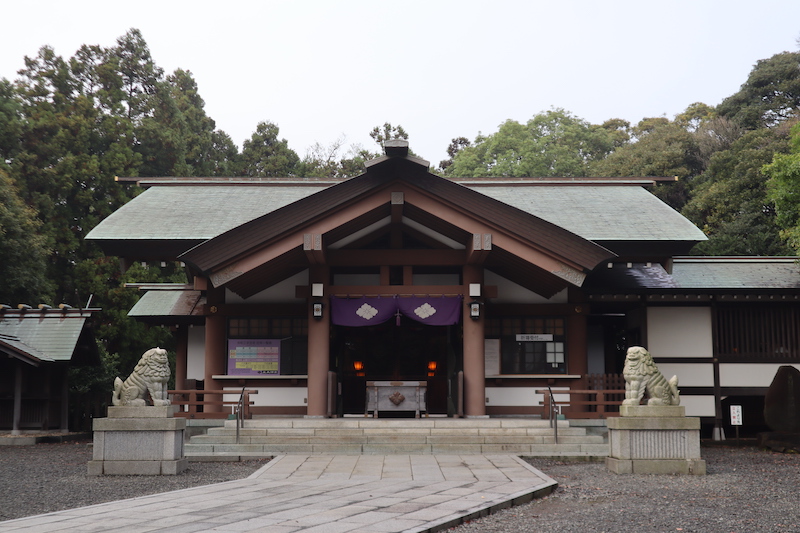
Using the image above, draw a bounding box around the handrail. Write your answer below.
[235,386,246,444]
[536,388,626,419]
[547,386,558,444]
[168,389,258,419]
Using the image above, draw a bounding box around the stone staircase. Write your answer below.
[185,417,609,460]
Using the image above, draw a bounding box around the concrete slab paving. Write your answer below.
[0,455,557,533]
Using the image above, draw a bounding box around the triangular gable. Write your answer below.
[180,149,615,298]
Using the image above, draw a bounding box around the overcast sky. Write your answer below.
[2,0,799,166]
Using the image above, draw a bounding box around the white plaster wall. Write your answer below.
[646,307,713,358]
[485,270,567,304]
[223,387,308,406]
[679,395,716,417]
[226,270,308,304]
[485,386,570,407]
[720,363,800,387]
[655,363,714,387]
[187,325,205,381]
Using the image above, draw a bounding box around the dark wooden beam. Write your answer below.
[327,249,466,266]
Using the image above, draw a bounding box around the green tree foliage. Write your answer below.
[295,136,373,179]
[683,125,794,255]
[240,121,300,177]
[590,115,703,211]
[764,121,800,253]
[445,109,621,178]
[0,167,54,304]
[717,52,800,130]
[369,122,408,151]
[591,117,700,180]
[0,79,21,163]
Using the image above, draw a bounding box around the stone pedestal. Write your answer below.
[606,405,706,475]
[88,406,187,476]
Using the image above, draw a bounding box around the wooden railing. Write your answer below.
[535,389,626,419]
[168,389,258,419]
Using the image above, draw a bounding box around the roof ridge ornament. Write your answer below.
[384,139,409,158]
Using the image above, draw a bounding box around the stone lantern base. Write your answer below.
[606,405,706,475]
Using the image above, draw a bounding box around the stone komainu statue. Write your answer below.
[112,347,171,407]
[622,346,680,406]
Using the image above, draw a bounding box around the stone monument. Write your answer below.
[759,365,800,453]
[606,346,706,475]
[88,348,187,475]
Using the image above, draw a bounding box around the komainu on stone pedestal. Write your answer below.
[111,347,171,406]
[622,346,680,406]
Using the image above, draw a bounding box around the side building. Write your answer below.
[86,142,800,437]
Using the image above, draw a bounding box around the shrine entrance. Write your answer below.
[332,316,461,416]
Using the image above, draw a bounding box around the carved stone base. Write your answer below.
[606,405,706,475]
[88,406,187,476]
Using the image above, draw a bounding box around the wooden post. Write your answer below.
[175,325,188,390]
[203,313,226,413]
[462,265,486,417]
[12,361,22,435]
[306,266,330,417]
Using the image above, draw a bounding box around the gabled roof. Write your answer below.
[86,162,705,261]
[0,308,100,365]
[170,151,619,298]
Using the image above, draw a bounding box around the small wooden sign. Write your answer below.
[730,405,743,426]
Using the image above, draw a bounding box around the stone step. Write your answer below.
[228,417,568,430]
[185,418,609,459]
[185,441,610,457]
[204,426,592,438]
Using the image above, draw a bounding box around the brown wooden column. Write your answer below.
[462,264,486,417]
[175,325,189,390]
[306,265,330,417]
[12,361,22,435]
[203,288,226,412]
[567,309,588,377]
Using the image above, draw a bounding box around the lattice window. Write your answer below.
[715,305,800,362]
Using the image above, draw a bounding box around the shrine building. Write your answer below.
[86,140,800,436]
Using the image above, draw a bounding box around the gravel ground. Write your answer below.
[0,440,267,522]
[453,445,800,533]
[1,441,799,532]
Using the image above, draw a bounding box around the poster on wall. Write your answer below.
[228,339,280,376]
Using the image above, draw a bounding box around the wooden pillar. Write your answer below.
[175,325,189,390]
[204,290,227,412]
[306,266,330,417]
[462,265,486,417]
[60,366,69,432]
[567,310,588,377]
[12,361,22,435]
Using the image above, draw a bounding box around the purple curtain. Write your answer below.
[396,296,462,326]
[331,297,399,326]
[331,296,462,327]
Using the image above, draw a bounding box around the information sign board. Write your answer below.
[227,339,280,376]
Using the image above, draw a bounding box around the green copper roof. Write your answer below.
[87,182,704,244]
[0,311,94,362]
[474,186,705,242]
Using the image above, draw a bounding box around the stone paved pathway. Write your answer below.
[0,455,557,533]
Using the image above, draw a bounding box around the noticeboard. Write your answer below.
[227,339,280,376]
